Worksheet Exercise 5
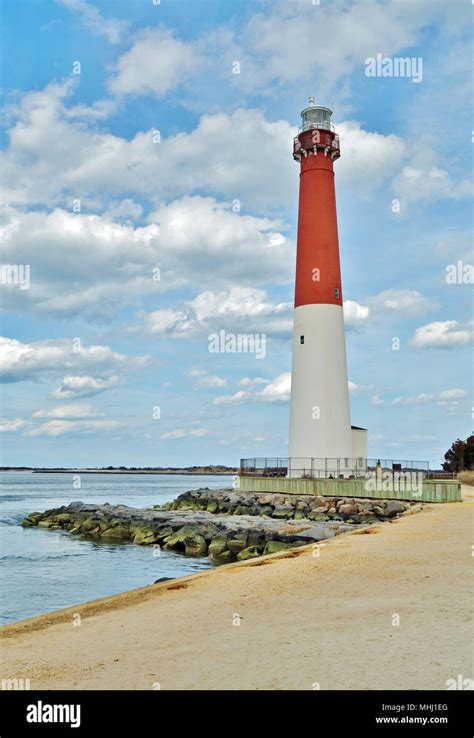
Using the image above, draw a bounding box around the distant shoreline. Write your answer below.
[0,467,237,476]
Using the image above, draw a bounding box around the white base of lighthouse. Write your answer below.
[288,303,353,465]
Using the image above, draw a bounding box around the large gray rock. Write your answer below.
[236,546,262,561]
[338,503,360,517]
[295,526,336,542]
[272,504,294,519]
[384,501,408,517]
[208,535,227,556]
[263,540,291,555]
[227,533,248,554]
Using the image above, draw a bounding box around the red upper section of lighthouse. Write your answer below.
[293,100,344,309]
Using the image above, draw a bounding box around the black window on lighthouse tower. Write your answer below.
[300,335,305,345]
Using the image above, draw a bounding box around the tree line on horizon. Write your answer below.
[442,434,474,473]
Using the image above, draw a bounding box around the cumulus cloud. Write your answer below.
[343,290,435,328]
[336,121,405,195]
[258,372,291,403]
[1,82,413,212]
[51,375,122,400]
[219,0,437,94]
[0,199,291,317]
[213,390,252,406]
[0,206,161,317]
[0,336,147,383]
[188,370,227,388]
[410,321,473,348]
[344,300,370,326]
[146,197,292,288]
[108,28,199,95]
[214,373,291,405]
[393,165,473,205]
[142,286,293,337]
[369,289,437,317]
[0,85,295,209]
[215,375,384,407]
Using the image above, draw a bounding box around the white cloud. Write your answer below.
[143,286,292,337]
[160,427,208,440]
[0,418,27,433]
[239,377,269,387]
[214,372,291,405]
[393,389,467,405]
[369,289,437,317]
[189,369,227,388]
[147,198,292,288]
[28,419,119,437]
[258,373,291,403]
[1,86,296,208]
[2,401,118,437]
[224,0,436,94]
[32,403,104,419]
[393,165,473,205]
[0,198,291,317]
[0,206,161,317]
[57,0,127,43]
[51,375,122,400]
[393,388,467,415]
[410,321,473,348]
[344,300,369,325]
[349,381,383,406]
[1,83,407,211]
[150,108,294,208]
[343,290,437,328]
[103,199,143,221]
[0,336,147,383]
[336,121,405,195]
[213,390,252,406]
[108,28,198,96]
[216,374,383,406]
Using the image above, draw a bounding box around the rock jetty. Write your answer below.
[21,488,417,565]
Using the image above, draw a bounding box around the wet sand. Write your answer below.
[1,486,472,690]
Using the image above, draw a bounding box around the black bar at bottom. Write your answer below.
[0,689,471,736]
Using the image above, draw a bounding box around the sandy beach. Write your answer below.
[1,485,472,691]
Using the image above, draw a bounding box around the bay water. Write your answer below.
[0,472,230,625]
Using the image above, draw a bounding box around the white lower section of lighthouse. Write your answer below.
[288,303,353,466]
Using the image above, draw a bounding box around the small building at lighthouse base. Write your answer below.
[351,425,368,462]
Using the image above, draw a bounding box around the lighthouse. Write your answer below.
[288,98,364,472]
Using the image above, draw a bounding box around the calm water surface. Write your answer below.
[0,472,231,624]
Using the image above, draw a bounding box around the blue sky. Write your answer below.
[0,0,472,468]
